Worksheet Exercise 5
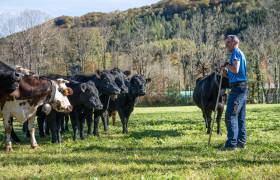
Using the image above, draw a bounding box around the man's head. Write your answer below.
[225,35,240,52]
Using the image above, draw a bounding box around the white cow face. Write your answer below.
[51,79,73,113]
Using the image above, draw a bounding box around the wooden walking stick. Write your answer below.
[208,70,223,146]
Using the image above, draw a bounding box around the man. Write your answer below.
[221,35,248,150]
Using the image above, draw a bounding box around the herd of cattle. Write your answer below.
[0,60,229,153]
[0,61,151,152]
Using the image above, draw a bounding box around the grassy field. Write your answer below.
[0,104,279,179]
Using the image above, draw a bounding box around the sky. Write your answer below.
[0,0,160,18]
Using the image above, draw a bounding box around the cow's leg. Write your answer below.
[93,112,101,136]
[28,115,38,149]
[106,112,110,127]
[61,114,65,134]
[118,110,127,134]
[79,111,85,140]
[70,110,78,140]
[112,111,117,126]
[205,110,212,134]
[3,114,13,152]
[37,112,46,138]
[200,107,207,129]
[121,117,125,134]
[216,105,224,135]
[56,113,63,143]
[85,109,93,135]
[45,120,50,136]
[23,121,30,138]
[124,116,129,134]
[11,127,21,143]
[101,111,109,132]
[124,112,132,134]
[47,111,59,143]
[64,115,70,132]
[202,109,207,129]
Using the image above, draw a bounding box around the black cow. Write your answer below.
[0,61,22,100]
[11,69,121,142]
[68,81,103,140]
[38,80,104,143]
[41,71,121,138]
[108,74,151,133]
[38,81,103,143]
[71,70,121,136]
[193,72,229,135]
[51,80,103,142]
[1,62,33,143]
[89,68,131,136]
[109,68,129,94]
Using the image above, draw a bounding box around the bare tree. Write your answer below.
[99,23,112,70]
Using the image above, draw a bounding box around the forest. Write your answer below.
[0,0,279,105]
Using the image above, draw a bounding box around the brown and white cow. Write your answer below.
[0,75,73,152]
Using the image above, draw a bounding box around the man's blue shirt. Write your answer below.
[227,47,247,83]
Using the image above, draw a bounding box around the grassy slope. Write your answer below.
[0,104,279,179]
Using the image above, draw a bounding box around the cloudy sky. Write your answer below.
[0,0,160,17]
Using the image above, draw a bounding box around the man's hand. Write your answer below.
[221,62,229,77]
[223,62,229,67]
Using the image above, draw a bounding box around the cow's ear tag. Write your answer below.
[65,88,73,96]
[80,83,87,93]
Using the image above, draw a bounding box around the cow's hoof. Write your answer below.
[93,132,100,137]
[5,145,13,152]
[31,144,38,149]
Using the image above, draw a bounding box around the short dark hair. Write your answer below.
[226,35,240,43]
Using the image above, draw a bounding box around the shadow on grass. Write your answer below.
[72,144,204,154]
[140,119,200,127]
[129,129,182,139]
[0,152,279,171]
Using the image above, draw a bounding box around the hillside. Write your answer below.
[54,0,268,28]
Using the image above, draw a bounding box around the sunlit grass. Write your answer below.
[0,104,279,179]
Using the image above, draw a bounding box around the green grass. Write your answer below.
[0,104,279,179]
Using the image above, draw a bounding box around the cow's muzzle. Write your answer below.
[56,101,73,113]
[111,95,118,100]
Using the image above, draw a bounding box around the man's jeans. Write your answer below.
[225,85,248,148]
